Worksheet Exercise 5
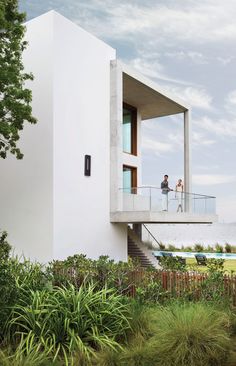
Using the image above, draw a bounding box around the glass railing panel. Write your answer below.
[120,187,216,215]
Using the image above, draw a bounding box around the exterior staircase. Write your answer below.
[128,236,154,267]
[127,227,159,268]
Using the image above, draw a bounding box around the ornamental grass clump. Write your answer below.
[0,256,48,339]
[6,284,131,365]
[151,303,231,366]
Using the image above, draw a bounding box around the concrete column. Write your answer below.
[137,110,142,187]
[184,110,192,212]
[110,60,123,212]
[133,223,142,240]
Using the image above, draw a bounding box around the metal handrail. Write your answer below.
[119,186,216,199]
[142,224,161,248]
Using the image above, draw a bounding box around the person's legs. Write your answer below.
[162,194,168,211]
[177,192,181,212]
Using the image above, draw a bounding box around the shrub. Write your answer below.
[184,246,193,252]
[0,260,17,337]
[0,256,49,338]
[231,246,236,253]
[167,244,177,252]
[97,303,232,366]
[225,243,232,253]
[159,256,186,271]
[126,302,156,339]
[0,345,51,366]
[150,303,231,366]
[136,281,164,305]
[0,231,11,261]
[194,243,204,252]
[206,245,214,253]
[6,284,131,365]
[158,242,165,250]
[207,258,225,273]
[49,254,139,294]
[215,243,224,253]
[93,347,121,366]
[200,259,227,303]
[95,333,158,366]
[120,334,158,366]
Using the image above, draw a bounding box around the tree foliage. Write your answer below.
[0,0,36,159]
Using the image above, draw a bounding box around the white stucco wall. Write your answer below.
[0,12,54,262]
[52,12,127,261]
[0,11,128,263]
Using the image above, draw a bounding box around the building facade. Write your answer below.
[0,11,217,263]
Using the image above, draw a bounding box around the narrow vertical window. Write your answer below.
[123,165,137,193]
[123,103,137,155]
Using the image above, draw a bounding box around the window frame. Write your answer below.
[123,165,137,193]
[123,102,137,156]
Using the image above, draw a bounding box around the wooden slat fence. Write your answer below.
[128,270,236,304]
[52,266,236,305]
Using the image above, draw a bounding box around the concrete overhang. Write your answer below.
[110,211,218,224]
[119,61,189,120]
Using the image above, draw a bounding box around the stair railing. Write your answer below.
[142,224,161,248]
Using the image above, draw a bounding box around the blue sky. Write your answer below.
[19,0,236,222]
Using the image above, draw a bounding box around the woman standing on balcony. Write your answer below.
[175,179,184,212]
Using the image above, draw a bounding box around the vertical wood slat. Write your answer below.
[53,267,236,304]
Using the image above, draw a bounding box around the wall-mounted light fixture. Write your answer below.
[84,155,91,176]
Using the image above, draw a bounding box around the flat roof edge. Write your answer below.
[113,60,190,111]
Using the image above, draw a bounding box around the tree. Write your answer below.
[0,0,36,159]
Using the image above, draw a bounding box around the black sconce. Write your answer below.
[84,155,91,176]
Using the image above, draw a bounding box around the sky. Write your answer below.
[19,0,236,223]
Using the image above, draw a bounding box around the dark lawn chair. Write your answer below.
[195,254,207,266]
[161,252,173,258]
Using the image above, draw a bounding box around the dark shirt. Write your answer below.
[161,180,170,194]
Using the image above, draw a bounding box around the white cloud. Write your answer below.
[126,53,197,86]
[225,90,236,114]
[194,116,236,137]
[164,85,213,110]
[66,0,236,45]
[217,56,235,66]
[142,137,174,156]
[128,57,164,80]
[165,51,209,65]
[227,90,236,104]
[193,174,236,186]
[193,132,216,146]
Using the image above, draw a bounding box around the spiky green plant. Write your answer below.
[0,343,50,366]
[0,256,49,337]
[6,284,131,365]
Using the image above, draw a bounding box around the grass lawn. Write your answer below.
[186,258,236,273]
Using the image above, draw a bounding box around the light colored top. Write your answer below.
[176,183,184,192]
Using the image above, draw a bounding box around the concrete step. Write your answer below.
[128,236,154,268]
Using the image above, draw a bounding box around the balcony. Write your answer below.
[110,187,217,224]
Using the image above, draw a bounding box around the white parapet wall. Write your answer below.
[0,11,128,263]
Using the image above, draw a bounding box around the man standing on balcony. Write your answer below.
[161,175,172,211]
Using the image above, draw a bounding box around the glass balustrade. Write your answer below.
[120,187,216,215]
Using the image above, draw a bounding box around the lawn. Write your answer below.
[187,258,236,273]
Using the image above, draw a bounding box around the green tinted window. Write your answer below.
[123,166,132,193]
[123,108,132,153]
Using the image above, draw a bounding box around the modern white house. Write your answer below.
[0,11,217,264]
